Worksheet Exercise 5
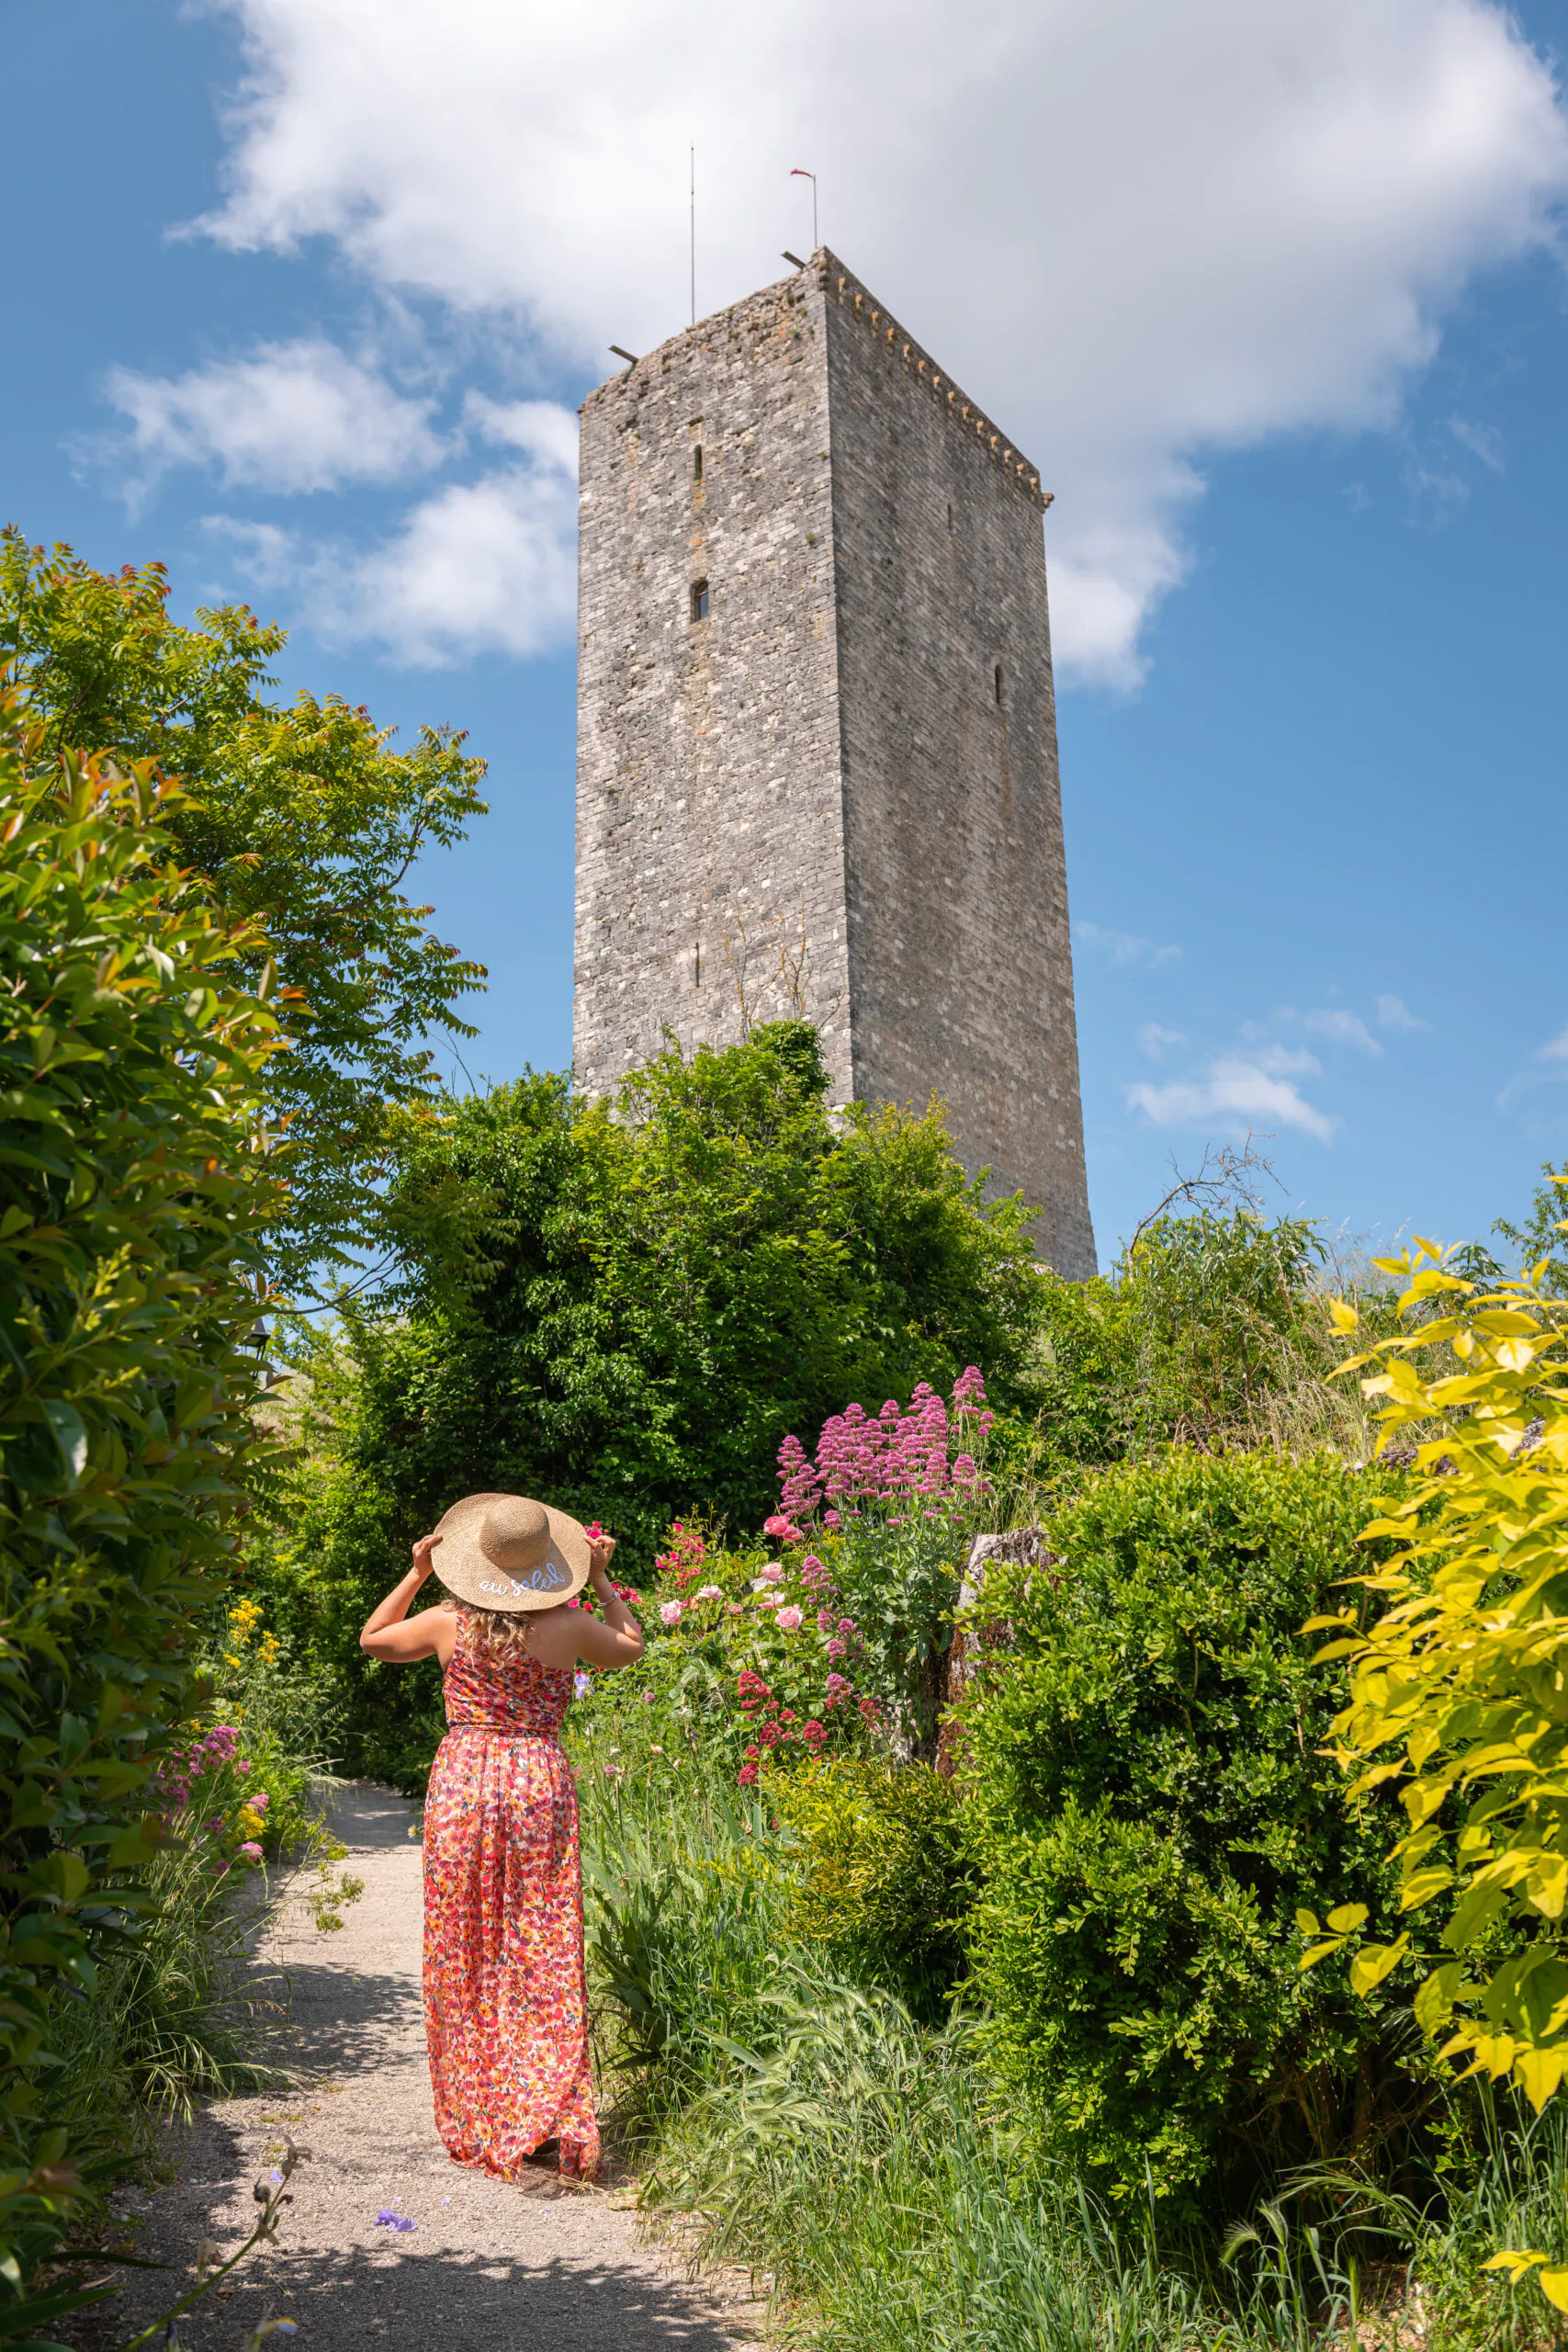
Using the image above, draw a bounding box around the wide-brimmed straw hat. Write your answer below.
[431,1492,591,1613]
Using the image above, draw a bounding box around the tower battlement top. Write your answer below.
[582,246,1052,512]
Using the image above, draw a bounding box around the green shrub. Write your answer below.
[0,704,282,2325]
[959,1450,1427,2219]
[773,1759,970,2016]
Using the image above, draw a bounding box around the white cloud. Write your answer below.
[1376,992,1429,1032]
[203,406,580,662]
[1136,1023,1186,1061]
[1301,1007,1382,1053]
[1542,1024,1568,1065]
[1128,1046,1336,1143]
[464,393,580,474]
[1076,922,1180,967]
[195,0,1568,684]
[99,338,445,502]
[1449,414,1506,470]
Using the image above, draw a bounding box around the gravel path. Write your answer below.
[69,1784,761,2351]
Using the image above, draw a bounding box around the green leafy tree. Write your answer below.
[253,1023,1044,1781]
[1493,1164,1568,1297]
[0,531,487,1292]
[0,698,284,2330]
[1012,1207,1364,1479]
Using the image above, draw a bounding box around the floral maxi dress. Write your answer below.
[423,1618,599,2180]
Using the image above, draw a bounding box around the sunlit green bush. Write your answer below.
[773,1758,970,2016]
[959,1450,1427,2219]
[0,701,283,2329]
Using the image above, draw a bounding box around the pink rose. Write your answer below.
[775,1606,804,1632]
[660,1600,683,1627]
[759,1564,784,1586]
[696,1584,724,1600]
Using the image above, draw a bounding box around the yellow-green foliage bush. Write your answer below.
[773,1759,969,2016]
[1305,1242,1568,2120]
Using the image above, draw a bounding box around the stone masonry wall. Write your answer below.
[820,260,1096,1276]
[574,269,852,1101]
[574,251,1096,1277]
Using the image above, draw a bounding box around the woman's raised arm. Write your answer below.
[529,1538,645,1672]
[360,1533,458,1664]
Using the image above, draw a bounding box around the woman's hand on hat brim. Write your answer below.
[412,1532,443,1581]
[588,1534,616,1587]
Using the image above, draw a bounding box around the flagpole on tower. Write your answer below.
[791,167,817,251]
[690,146,696,324]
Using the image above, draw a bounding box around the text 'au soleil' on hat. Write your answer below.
[431,1492,591,1613]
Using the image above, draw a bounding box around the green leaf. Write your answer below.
[39,1403,86,1487]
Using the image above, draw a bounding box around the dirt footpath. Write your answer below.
[72,1784,759,2351]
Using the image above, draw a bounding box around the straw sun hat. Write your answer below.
[430,1492,592,1613]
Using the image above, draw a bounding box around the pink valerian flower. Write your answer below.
[737,1762,759,1787]
[826,1639,846,1660]
[775,1434,822,1526]
[743,1745,761,1761]
[858,1696,883,1724]
[239,1841,265,1863]
[775,1606,804,1632]
[251,1790,270,1812]
[801,1719,828,1749]
[817,1609,834,1632]
[774,1373,991,1532]
[824,1672,852,1709]
[837,1618,857,1637]
[660,1600,683,1627]
[758,1722,784,1747]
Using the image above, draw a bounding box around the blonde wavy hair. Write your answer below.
[451,1600,535,1657]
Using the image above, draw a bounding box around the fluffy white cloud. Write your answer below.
[1376,993,1429,1032]
[197,0,1568,683]
[100,338,445,501]
[204,404,580,662]
[1128,1046,1335,1142]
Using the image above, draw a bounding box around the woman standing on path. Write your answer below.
[360,1493,643,2184]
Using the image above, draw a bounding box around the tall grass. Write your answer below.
[576,1713,1568,2351]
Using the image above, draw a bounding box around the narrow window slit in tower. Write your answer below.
[691,580,710,622]
[693,446,704,483]
[995,663,1004,706]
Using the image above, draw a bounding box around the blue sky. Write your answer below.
[6,0,1568,1269]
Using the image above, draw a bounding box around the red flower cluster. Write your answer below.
[731,1671,828,1781]
[657,1520,711,1589]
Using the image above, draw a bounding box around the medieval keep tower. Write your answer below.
[573,248,1097,1278]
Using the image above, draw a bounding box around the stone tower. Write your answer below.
[573,248,1096,1278]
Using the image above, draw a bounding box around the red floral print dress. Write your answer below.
[423,1616,599,2181]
